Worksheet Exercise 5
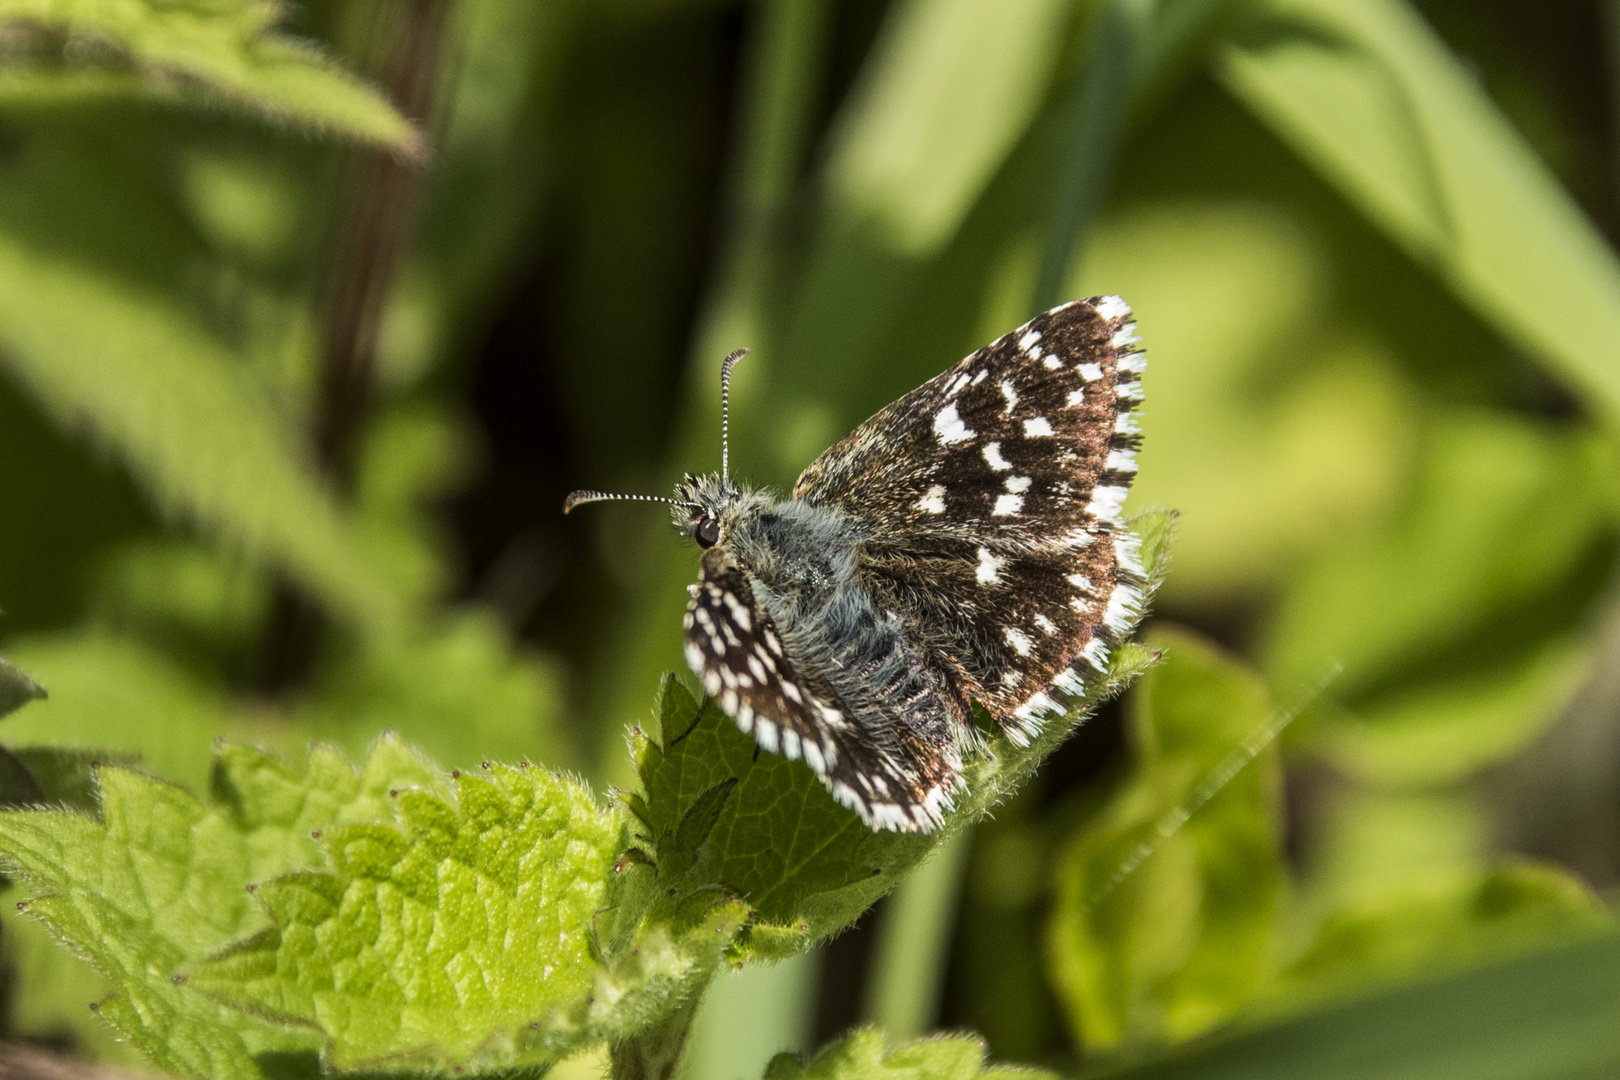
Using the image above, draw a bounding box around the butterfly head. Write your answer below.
[672,472,739,548]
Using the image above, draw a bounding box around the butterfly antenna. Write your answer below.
[1081,660,1343,914]
[720,348,748,483]
[562,490,677,514]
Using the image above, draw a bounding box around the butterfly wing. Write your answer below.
[793,297,1148,741]
[683,547,958,831]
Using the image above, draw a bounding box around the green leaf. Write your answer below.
[1260,412,1613,783]
[0,737,449,1079]
[1217,0,1620,424]
[764,1026,1055,1080]
[1048,627,1283,1051]
[0,227,401,630]
[0,0,418,154]
[0,654,45,718]
[1270,861,1612,1013]
[129,512,1160,1072]
[1081,931,1620,1080]
[827,0,1075,254]
[189,759,747,1074]
[2,906,143,1065]
[11,746,126,815]
[630,511,1171,956]
[1305,636,1591,787]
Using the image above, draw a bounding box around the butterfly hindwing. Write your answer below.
[683,547,958,830]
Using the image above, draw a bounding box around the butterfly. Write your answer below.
[565,297,1148,832]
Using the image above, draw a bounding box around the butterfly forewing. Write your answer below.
[793,297,1147,741]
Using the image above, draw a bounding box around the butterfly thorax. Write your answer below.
[675,473,863,620]
[678,476,967,769]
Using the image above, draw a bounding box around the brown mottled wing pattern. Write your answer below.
[793,297,1148,742]
[682,547,958,830]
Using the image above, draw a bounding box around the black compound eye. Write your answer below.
[695,518,720,548]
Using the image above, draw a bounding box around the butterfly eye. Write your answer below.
[695,518,721,548]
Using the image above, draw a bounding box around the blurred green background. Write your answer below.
[2,0,1620,1077]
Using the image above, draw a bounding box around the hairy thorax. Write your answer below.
[724,493,863,627]
[724,492,960,746]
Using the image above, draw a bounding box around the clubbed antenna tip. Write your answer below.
[720,348,748,482]
[563,490,674,514]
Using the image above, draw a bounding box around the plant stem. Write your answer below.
[312,0,447,489]
[1031,0,1146,314]
[685,953,820,1080]
[861,828,973,1041]
[610,988,706,1080]
[256,0,447,693]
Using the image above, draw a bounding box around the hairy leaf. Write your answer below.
[0,514,1164,1073]
[2,907,137,1065]
[189,763,617,1068]
[188,757,747,1073]
[0,738,450,1079]
[628,511,1172,957]
[0,0,417,153]
[764,1026,1054,1080]
[11,746,125,814]
[1047,627,1283,1050]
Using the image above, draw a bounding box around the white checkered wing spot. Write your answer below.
[792,297,1149,744]
[682,546,958,831]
